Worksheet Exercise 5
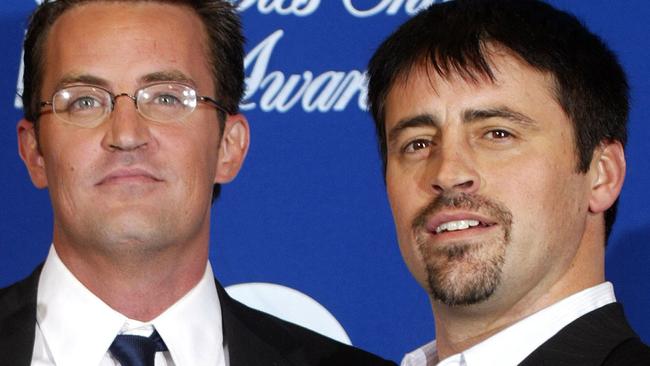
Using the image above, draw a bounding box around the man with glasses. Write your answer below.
[0,1,394,365]
[366,0,650,365]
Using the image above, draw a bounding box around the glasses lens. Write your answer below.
[52,86,110,127]
[137,83,197,122]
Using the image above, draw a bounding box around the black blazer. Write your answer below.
[0,266,395,366]
[520,302,650,366]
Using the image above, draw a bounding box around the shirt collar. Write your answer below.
[401,340,438,366]
[401,282,616,366]
[37,245,224,366]
[152,258,224,365]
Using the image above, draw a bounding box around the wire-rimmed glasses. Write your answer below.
[39,82,230,128]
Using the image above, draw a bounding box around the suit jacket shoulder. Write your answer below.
[602,336,650,366]
[215,279,395,366]
[520,302,650,366]
[0,266,41,366]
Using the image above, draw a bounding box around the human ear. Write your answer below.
[17,119,48,188]
[213,114,250,184]
[588,140,625,214]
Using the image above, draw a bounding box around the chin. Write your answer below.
[91,214,176,252]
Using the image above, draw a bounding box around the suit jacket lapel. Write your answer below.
[0,266,42,366]
[519,303,639,366]
[215,279,296,366]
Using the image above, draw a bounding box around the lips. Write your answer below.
[426,213,496,235]
[96,168,162,186]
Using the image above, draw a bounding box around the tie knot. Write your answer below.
[109,330,168,366]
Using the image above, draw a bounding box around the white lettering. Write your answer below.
[15,49,24,109]
[259,71,313,112]
[237,0,320,16]
[343,0,444,17]
[243,30,367,112]
[302,71,366,112]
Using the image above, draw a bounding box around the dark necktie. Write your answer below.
[109,329,168,366]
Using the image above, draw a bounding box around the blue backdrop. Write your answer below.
[1,0,648,362]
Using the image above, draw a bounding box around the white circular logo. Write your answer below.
[226,282,351,345]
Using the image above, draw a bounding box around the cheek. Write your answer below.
[172,133,219,191]
[494,154,587,241]
[42,138,91,189]
[386,167,430,277]
[41,141,99,221]
[386,158,435,235]
[386,171,415,233]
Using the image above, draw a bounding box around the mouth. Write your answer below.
[426,215,497,236]
[97,168,163,186]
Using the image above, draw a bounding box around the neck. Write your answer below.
[53,238,209,321]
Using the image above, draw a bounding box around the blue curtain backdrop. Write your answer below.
[1,0,648,361]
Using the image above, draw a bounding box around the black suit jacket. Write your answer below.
[0,266,395,366]
[520,302,650,366]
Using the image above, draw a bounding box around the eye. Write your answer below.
[403,138,433,153]
[152,93,182,107]
[67,96,103,112]
[484,129,512,140]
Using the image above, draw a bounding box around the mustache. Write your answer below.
[411,192,513,232]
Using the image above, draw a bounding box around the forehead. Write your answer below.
[42,1,211,93]
[384,51,562,128]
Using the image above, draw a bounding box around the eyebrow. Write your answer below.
[53,70,197,91]
[140,70,197,87]
[387,114,438,148]
[55,74,110,90]
[462,106,538,127]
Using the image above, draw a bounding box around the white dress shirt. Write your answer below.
[31,245,226,366]
[401,282,617,366]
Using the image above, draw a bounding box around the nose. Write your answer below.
[101,95,152,152]
[429,138,480,195]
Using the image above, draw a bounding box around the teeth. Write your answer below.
[435,219,480,234]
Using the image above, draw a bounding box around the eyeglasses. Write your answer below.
[39,82,230,128]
